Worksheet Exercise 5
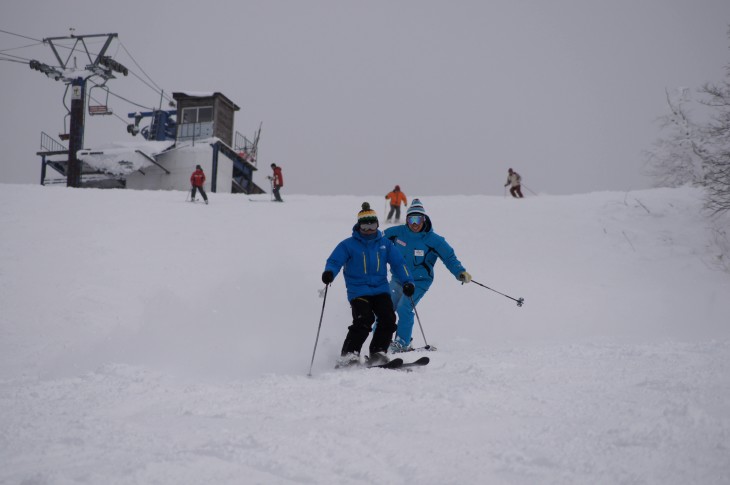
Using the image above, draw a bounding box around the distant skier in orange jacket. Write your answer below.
[385,185,407,223]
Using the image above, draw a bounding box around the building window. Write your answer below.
[182,106,213,123]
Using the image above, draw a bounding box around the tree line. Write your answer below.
[645,27,730,215]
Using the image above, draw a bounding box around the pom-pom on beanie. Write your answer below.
[406,198,426,217]
[357,202,378,224]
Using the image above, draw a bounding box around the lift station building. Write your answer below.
[38,91,264,195]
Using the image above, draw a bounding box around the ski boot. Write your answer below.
[366,351,389,367]
[388,338,413,354]
[335,352,361,369]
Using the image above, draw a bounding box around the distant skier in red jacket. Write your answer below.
[190,165,208,204]
[269,163,284,202]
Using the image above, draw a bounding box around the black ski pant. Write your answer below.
[510,185,524,198]
[341,293,397,356]
[387,205,401,221]
[273,185,283,202]
[191,185,208,202]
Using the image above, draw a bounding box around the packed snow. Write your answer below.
[1,184,729,484]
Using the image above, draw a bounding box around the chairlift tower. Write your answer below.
[29,32,128,187]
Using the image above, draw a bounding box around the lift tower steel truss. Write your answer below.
[30,33,128,187]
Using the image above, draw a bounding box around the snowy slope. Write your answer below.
[1,184,729,484]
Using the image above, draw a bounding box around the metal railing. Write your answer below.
[40,132,67,153]
[234,130,258,167]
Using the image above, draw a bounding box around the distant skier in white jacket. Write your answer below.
[504,168,524,198]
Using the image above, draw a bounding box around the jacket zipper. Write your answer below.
[362,246,381,274]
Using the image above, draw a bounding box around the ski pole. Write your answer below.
[470,279,525,307]
[522,183,538,196]
[307,284,329,377]
[409,296,432,350]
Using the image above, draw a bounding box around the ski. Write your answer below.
[335,356,427,371]
[411,345,437,352]
[367,357,403,369]
[335,357,403,370]
[400,356,430,368]
[392,345,437,353]
[369,356,428,370]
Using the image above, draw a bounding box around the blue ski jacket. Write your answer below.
[384,216,466,290]
[325,225,412,301]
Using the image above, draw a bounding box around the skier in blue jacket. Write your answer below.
[384,198,471,352]
[322,202,414,367]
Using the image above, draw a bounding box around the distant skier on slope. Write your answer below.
[268,163,284,202]
[384,198,471,352]
[385,185,408,223]
[190,165,208,204]
[504,168,524,198]
[321,202,414,368]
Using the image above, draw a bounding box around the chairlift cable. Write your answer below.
[125,69,170,102]
[0,28,42,43]
[92,39,172,106]
[86,77,154,111]
[0,57,30,64]
[105,87,155,111]
[119,42,172,103]
[0,42,45,54]
[0,51,36,62]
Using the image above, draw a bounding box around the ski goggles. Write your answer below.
[407,215,424,225]
[360,222,378,231]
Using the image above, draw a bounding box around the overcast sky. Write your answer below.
[2,0,729,196]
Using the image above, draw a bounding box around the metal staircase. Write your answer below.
[230,128,265,194]
[37,132,124,188]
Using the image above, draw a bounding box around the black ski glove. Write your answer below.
[322,270,334,284]
[403,282,415,297]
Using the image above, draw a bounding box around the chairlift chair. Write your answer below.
[59,113,70,141]
[88,84,112,116]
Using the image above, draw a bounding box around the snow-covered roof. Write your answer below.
[174,91,216,98]
[77,140,175,175]
[172,91,240,110]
